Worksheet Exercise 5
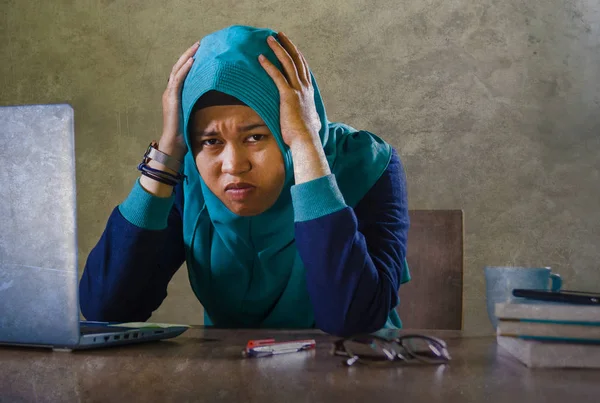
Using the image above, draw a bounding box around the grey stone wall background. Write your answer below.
[1,0,598,335]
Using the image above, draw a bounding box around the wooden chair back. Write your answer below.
[396,210,464,330]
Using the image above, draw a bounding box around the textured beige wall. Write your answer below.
[1,0,599,334]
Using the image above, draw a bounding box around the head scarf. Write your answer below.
[181,25,403,328]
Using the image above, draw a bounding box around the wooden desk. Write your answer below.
[1,328,597,402]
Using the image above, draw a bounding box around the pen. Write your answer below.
[242,338,316,358]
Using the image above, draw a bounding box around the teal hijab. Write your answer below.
[180,25,406,328]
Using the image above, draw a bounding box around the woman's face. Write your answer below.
[190,105,286,216]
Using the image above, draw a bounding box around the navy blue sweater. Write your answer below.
[79,148,409,336]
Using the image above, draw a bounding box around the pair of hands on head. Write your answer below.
[159,32,330,184]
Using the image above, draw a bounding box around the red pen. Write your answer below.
[242,338,316,358]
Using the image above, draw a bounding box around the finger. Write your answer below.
[258,54,290,92]
[267,35,301,89]
[298,50,311,86]
[277,32,308,85]
[168,57,194,90]
[170,41,200,77]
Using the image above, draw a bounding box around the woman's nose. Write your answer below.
[221,144,251,175]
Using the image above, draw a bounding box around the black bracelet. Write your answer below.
[138,163,181,187]
[138,162,184,182]
[140,170,178,187]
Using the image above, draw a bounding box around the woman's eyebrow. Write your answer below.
[238,123,268,132]
[195,123,268,138]
[196,130,218,138]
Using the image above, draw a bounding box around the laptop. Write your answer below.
[0,104,189,351]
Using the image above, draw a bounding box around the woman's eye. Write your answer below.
[201,138,220,146]
[247,134,265,142]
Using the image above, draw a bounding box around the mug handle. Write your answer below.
[550,273,562,292]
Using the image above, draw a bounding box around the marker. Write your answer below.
[242,338,316,358]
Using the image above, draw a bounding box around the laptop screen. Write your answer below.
[0,104,80,347]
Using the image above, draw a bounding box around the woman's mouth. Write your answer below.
[224,182,256,201]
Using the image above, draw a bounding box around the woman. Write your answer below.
[79,25,410,337]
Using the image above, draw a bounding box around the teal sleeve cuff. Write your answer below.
[290,174,347,222]
[118,178,175,230]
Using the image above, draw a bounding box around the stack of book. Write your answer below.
[494,300,600,368]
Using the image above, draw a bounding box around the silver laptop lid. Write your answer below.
[0,104,80,347]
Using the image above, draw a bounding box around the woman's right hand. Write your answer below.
[140,42,198,197]
[159,41,199,161]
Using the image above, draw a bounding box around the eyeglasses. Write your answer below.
[332,333,451,366]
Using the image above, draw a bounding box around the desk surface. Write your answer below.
[1,328,598,402]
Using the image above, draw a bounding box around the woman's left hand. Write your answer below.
[259,32,331,184]
[258,32,322,151]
